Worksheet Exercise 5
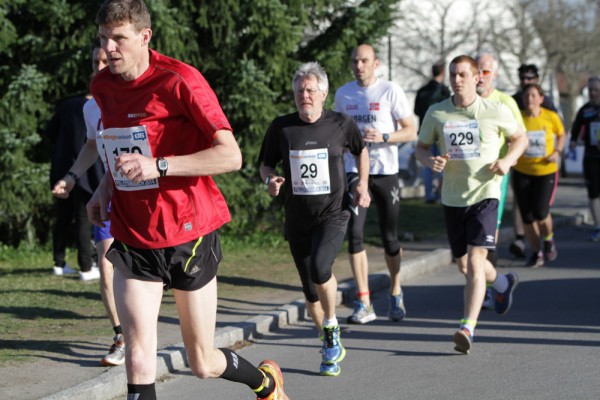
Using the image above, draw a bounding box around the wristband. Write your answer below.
[65,171,79,183]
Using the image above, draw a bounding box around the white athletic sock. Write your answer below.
[492,273,509,293]
[322,317,338,328]
[460,318,476,337]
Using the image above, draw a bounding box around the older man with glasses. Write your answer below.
[475,53,526,308]
[259,61,371,376]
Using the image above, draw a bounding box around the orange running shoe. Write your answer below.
[257,360,289,400]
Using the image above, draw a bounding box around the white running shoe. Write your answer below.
[53,263,77,276]
[101,334,126,366]
[80,266,100,281]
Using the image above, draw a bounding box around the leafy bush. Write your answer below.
[0,0,397,246]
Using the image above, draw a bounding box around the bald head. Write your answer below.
[351,44,380,87]
[352,44,377,60]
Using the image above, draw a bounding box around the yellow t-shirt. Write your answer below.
[515,108,564,176]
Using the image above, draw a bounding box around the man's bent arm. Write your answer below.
[389,116,417,143]
[353,147,371,208]
[168,129,242,176]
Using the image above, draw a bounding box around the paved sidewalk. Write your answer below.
[39,246,453,400]
[5,175,590,400]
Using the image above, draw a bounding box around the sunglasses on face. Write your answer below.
[479,70,493,77]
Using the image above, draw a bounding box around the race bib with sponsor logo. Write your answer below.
[524,130,547,158]
[289,148,330,195]
[98,126,159,191]
[442,120,481,160]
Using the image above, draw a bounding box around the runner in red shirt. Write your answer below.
[87,1,287,399]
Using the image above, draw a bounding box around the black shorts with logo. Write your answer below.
[106,231,222,291]
[443,199,498,259]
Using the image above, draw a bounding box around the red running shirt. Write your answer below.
[91,49,232,249]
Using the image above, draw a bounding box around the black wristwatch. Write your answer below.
[156,157,168,177]
[65,171,79,183]
[382,133,389,143]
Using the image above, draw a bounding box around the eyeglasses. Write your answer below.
[479,69,493,77]
[295,87,321,95]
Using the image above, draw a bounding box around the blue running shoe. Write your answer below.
[347,301,377,324]
[319,361,340,377]
[388,293,406,321]
[453,328,472,354]
[495,272,519,315]
[321,325,345,364]
[481,286,494,310]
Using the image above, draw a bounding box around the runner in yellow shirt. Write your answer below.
[513,84,566,267]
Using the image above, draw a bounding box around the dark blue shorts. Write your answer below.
[443,199,498,259]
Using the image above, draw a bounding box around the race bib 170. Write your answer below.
[98,126,159,191]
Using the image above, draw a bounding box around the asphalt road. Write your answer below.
[151,223,600,400]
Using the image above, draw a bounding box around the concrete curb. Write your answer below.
[42,247,453,400]
[42,212,582,399]
[338,248,453,305]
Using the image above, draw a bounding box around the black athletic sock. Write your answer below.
[127,383,156,400]
[219,348,273,396]
[113,325,123,336]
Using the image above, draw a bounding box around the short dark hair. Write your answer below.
[518,64,539,78]
[96,0,151,31]
[432,62,445,77]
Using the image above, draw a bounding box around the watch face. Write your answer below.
[158,159,168,170]
[383,133,389,142]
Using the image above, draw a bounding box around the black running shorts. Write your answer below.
[106,231,222,291]
[443,199,498,259]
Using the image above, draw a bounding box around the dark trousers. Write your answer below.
[52,186,94,271]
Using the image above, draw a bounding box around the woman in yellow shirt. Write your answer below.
[513,83,566,267]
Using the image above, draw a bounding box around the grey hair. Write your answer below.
[475,53,499,72]
[588,76,600,86]
[292,62,329,93]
